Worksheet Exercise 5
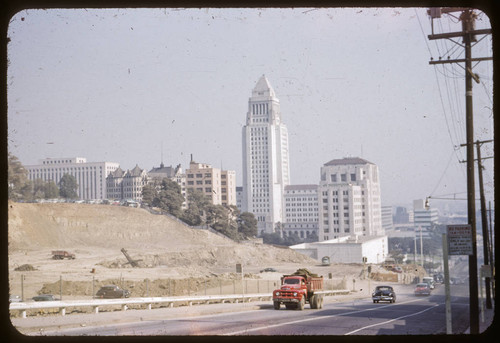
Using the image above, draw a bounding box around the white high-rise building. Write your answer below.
[318,157,383,241]
[242,75,291,234]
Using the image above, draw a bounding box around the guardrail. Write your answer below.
[10,290,350,318]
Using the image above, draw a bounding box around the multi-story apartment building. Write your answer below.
[148,162,186,201]
[24,157,119,200]
[106,165,148,202]
[185,157,236,206]
[221,170,237,207]
[242,75,291,234]
[318,157,383,241]
[283,184,319,240]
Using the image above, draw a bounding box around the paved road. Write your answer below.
[30,284,474,336]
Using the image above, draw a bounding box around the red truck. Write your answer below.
[51,250,75,260]
[272,270,324,310]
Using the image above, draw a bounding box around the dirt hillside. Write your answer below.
[8,202,317,268]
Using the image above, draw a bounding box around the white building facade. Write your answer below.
[242,75,291,234]
[413,199,439,238]
[318,157,383,241]
[283,184,319,240]
[290,235,388,264]
[25,157,120,200]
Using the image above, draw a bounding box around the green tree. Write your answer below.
[44,181,59,199]
[180,189,211,226]
[154,178,185,217]
[7,153,31,200]
[238,212,257,237]
[59,174,78,199]
[141,183,157,207]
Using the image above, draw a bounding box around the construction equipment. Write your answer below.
[120,248,142,267]
[52,251,75,260]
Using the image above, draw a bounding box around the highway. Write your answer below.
[36,284,473,336]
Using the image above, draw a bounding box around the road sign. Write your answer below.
[447,225,473,255]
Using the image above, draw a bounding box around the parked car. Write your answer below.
[260,268,278,273]
[414,283,431,296]
[96,285,130,299]
[32,294,58,301]
[372,285,396,303]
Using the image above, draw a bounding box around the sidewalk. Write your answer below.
[465,306,496,334]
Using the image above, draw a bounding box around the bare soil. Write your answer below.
[8,202,374,300]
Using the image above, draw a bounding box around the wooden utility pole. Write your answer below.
[427,7,492,334]
[475,140,493,309]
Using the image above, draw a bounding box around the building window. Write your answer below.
[331,174,337,182]
[341,174,347,182]
[351,173,356,181]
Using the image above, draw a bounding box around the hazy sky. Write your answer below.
[7,7,494,206]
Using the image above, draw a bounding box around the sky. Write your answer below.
[6,7,494,207]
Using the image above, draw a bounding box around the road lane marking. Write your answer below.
[344,303,440,335]
[222,298,425,335]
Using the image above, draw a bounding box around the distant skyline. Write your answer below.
[7,8,494,207]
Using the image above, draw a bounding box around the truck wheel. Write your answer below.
[297,296,305,310]
[285,304,294,310]
[310,295,317,309]
[319,295,324,309]
[273,301,280,310]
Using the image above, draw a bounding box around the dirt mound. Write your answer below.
[8,202,316,271]
[14,264,37,271]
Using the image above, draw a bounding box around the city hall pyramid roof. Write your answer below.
[252,74,275,98]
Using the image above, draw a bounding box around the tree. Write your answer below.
[141,183,157,207]
[238,212,257,238]
[154,178,185,217]
[59,174,78,199]
[180,189,211,226]
[44,181,59,199]
[7,153,31,200]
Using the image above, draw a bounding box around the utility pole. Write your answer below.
[475,140,493,309]
[427,7,492,334]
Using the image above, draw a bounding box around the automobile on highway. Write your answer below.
[96,285,130,298]
[422,277,435,289]
[414,283,431,296]
[372,285,396,303]
[32,294,58,301]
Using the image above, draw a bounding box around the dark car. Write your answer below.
[414,283,431,296]
[260,268,278,273]
[372,285,396,303]
[32,294,58,301]
[96,285,130,299]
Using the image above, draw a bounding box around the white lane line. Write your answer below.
[222,299,425,336]
[344,303,440,335]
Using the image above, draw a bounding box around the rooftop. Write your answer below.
[324,157,373,166]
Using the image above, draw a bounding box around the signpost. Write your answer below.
[447,225,473,256]
[442,225,473,334]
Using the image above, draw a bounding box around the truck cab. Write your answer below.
[273,272,324,310]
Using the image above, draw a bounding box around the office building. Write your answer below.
[106,165,149,202]
[25,157,119,200]
[242,75,290,234]
[185,157,236,206]
[283,184,319,240]
[317,157,383,241]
